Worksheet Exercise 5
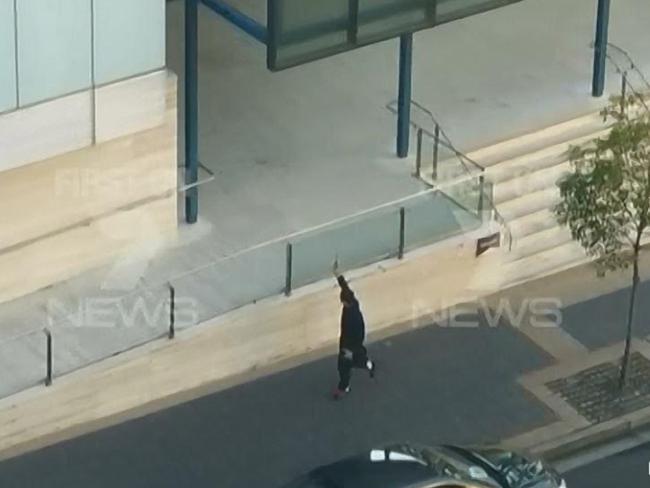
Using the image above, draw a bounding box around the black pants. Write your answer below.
[337,346,371,390]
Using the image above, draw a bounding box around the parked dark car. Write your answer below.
[280,443,566,488]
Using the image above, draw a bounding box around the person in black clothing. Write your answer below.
[332,261,375,399]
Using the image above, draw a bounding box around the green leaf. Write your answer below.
[556,97,650,276]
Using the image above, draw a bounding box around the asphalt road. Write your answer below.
[0,317,553,488]
[2,277,649,488]
[565,441,650,487]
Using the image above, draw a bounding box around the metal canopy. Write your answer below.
[186,0,609,222]
[267,0,525,71]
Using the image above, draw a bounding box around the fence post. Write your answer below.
[397,33,413,158]
[285,243,293,296]
[168,283,176,339]
[432,124,440,181]
[477,175,485,216]
[621,72,627,114]
[398,207,405,259]
[414,128,423,178]
[44,328,52,386]
[591,0,610,97]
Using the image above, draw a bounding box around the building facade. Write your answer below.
[0,0,177,303]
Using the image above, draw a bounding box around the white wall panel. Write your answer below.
[93,0,165,85]
[16,0,92,105]
[0,0,17,112]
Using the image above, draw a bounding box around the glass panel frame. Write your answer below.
[403,190,481,251]
[291,207,401,289]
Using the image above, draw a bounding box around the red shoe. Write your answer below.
[368,360,376,379]
[332,387,351,400]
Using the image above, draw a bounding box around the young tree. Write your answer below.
[555,93,650,389]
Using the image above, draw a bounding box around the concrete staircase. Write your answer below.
[486,113,615,288]
[421,110,613,289]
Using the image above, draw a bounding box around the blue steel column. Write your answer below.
[592,0,610,97]
[185,0,199,223]
[397,33,413,158]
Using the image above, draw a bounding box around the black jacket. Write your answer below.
[337,275,365,351]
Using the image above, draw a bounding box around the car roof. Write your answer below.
[294,449,447,488]
[316,456,440,488]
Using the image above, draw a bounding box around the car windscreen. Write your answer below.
[452,447,559,488]
[421,446,503,487]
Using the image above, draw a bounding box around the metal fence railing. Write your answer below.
[600,42,650,116]
[1,171,492,400]
[285,183,487,294]
[387,99,513,252]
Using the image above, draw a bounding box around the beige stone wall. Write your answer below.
[0,71,178,304]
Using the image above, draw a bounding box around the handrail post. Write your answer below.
[398,207,406,259]
[432,124,440,181]
[185,0,200,223]
[621,72,627,114]
[347,0,359,44]
[592,0,611,97]
[285,243,293,296]
[477,175,485,216]
[397,33,413,158]
[44,328,52,386]
[414,128,423,178]
[168,283,176,339]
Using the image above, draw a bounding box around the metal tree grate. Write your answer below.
[546,352,650,424]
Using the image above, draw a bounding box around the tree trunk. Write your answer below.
[619,252,640,390]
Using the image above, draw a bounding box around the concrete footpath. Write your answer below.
[2,245,650,487]
[0,235,492,460]
[2,222,650,460]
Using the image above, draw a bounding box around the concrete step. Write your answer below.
[494,161,570,205]
[467,111,606,168]
[473,103,650,290]
[420,115,610,202]
[501,240,589,290]
[509,209,559,240]
[498,187,560,222]
[507,225,573,262]
[500,221,650,290]
[485,129,609,185]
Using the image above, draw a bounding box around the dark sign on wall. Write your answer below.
[476,231,501,256]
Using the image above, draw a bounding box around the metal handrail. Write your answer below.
[26,179,490,341]
[590,41,650,115]
[605,42,650,93]
[386,99,484,175]
[178,161,216,192]
[10,186,461,339]
[387,99,513,251]
[431,131,513,251]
